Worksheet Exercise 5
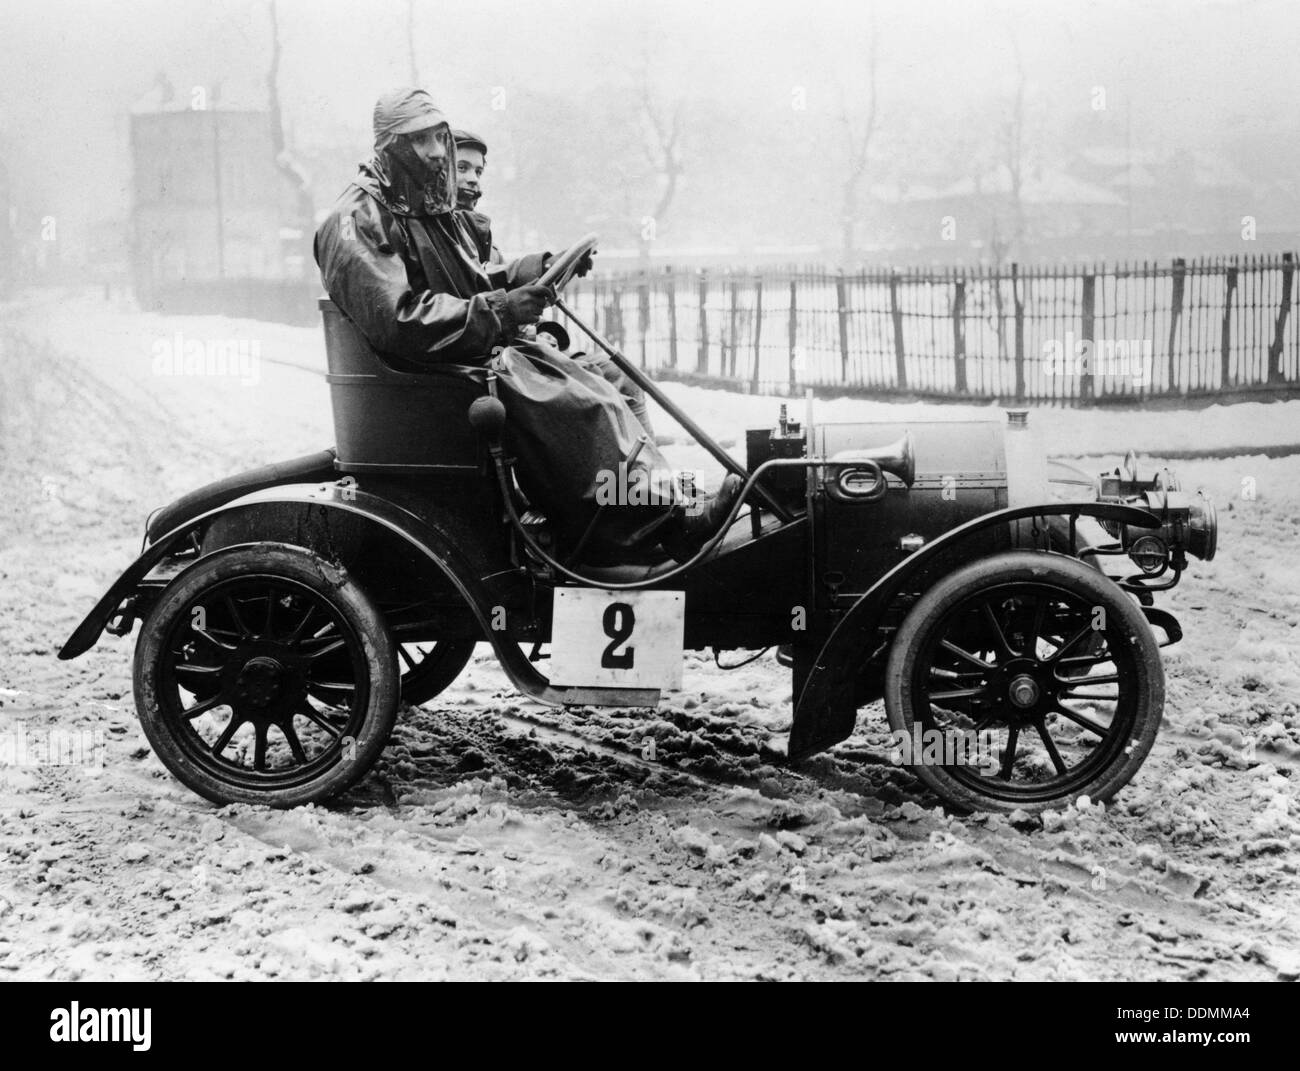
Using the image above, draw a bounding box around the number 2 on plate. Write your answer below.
[601,602,635,669]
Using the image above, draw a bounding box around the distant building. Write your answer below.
[844,139,1300,267]
[1069,145,1286,256]
[861,165,1128,265]
[130,102,315,321]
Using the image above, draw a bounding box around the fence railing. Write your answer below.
[559,254,1300,405]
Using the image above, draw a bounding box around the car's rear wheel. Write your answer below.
[311,635,476,707]
[884,551,1163,814]
[394,640,476,705]
[133,543,399,807]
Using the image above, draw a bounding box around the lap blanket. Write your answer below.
[488,342,678,556]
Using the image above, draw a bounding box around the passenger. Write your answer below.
[313,88,738,563]
[452,129,653,438]
[450,129,502,265]
[452,129,587,279]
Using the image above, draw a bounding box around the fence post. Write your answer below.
[952,275,967,394]
[889,269,907,390]
[608,281,625,352]
[665,267,678,369]
[1080,271,1096,402]
[751,274,764,392]
[1220,264,1237,388]
[1268,252,1294,384]
[728,275,740,379]
[696,269,709,374]
[637,270,650,369]
[1166,257,1186,392]
[1012,263,1025,402]
[788,277,799,392]
[836,269,851,381]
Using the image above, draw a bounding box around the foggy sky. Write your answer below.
[1,0,1295,254]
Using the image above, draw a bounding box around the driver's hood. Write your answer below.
[361,92,459,218]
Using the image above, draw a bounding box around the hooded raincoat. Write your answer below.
[314,91,547,366]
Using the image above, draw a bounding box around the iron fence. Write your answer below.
[559,254,1300,405]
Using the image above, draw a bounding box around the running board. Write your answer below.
[489,636,661,708]
[556,687,661,708]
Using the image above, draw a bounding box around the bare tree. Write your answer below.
[636,61,685,264]
[406,0,420,86]
[988,33,1028,268]
[977,32,1031,365]
[836,18,880,265]
[267,0,287,160]
[266,3,314,248]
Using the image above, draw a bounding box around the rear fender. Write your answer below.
[60,483,505,659]
[58,483,607,710]
[787,501,1162,761]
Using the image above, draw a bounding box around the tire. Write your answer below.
[133,543,399,807]
[884,550,1164,814]
[396,640,477,705]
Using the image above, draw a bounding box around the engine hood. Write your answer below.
[814,417,1008,494]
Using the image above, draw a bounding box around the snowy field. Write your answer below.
[1,288,1298,980]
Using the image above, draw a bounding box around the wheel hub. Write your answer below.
[1008,674,1040,709]
[235,656,286,709]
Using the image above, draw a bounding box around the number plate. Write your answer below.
[549,589,685,690]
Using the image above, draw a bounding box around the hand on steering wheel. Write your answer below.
[504,284,553,330]
[536,232,598,293]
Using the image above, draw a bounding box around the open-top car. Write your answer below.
[59,235,1220,814]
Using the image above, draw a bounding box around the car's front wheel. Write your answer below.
[884,551,1163,814]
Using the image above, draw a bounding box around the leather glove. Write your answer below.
[575,249,596,278]
[504,283,553,327]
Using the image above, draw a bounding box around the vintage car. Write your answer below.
[59,236,1219,814]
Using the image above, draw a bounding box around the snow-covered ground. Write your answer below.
[1,288,1298,980]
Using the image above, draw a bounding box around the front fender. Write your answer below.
[787,501,1161,761]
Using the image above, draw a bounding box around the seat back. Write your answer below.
[320,298,488,474]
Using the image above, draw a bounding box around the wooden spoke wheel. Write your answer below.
[884,552,1164,814]
[133,544,399,807]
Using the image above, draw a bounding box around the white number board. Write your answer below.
[549,589,685,690]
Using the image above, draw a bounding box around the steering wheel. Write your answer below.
[536,232,598,293]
